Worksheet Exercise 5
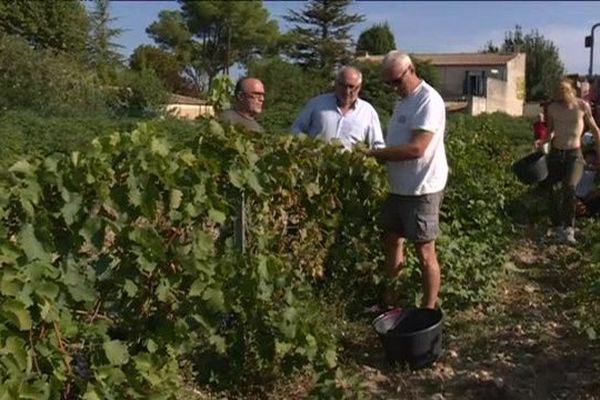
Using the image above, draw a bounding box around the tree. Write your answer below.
[0,0,89,55]
[413,58,440,90]
[356,22,396,56]
[0,35,107,117]
[130,45,197,96]
[108,68,169,118]
[247,56,329,132]
[483,25,565,101]
[481,40,499,53]
[146,10,191,50]
[284,0,365,73]
[87,0,125,82]
[146,1,280,90]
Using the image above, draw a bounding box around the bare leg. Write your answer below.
[383,231,404,305]
[414,240,440,309]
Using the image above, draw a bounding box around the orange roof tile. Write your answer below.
[358,52,521,66]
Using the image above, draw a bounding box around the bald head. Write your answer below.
[381,50,413,72]
[336,66,363,86]
[334,65,363,108]
[235,77,263,97]
[234,77,265,117]
[381,50,418,97]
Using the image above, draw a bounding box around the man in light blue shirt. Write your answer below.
[290,66,385,150]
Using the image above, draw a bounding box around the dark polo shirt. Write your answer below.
[219,109,264,133]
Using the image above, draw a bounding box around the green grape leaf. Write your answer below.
[20,224,51,263]
[208,209,226,224]
[2,299,32,330]
[169,189,183,210]
[103,340,130,366]
[202,287,224,311]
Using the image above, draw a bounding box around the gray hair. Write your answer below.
[336,66,363,85]
[381,50,413,71]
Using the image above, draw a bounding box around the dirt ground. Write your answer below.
[346,238,600,400]
[181,237,600,400]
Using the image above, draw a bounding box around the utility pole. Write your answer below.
[585,23,600,78]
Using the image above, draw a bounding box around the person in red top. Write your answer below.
[533,112,549,143]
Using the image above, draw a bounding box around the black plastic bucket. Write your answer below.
[512,151,548,184]
[372,307,443,369]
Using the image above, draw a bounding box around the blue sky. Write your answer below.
[107,1,600,76]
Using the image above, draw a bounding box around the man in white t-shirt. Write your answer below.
[364,50,448,310]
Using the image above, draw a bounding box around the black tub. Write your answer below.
[512,151,548,184]
[372,307,443,369]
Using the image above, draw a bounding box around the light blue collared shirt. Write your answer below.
[290,93,385,149]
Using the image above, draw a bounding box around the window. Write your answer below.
[463,71,486,96]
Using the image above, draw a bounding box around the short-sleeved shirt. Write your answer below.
[219,109,264,133]
[290,93,385,149]
[386,81,448,196]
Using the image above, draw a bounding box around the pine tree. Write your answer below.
[284,0,365,73]
[88,0,124,81]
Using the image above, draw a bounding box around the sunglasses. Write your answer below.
[385,68,410,87]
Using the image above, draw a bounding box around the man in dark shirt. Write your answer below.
[219,77,265,133]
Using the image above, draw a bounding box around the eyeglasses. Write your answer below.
[336,81,361,91]
[243,91,265,100]
[385,68,410,87]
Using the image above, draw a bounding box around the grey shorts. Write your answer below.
[379,191,444,242]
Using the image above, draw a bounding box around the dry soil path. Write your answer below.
[349,239,600,400]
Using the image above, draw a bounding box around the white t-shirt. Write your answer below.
[386,81,448,195]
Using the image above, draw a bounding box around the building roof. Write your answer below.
[358,52,521,66]
[168,94,209,105]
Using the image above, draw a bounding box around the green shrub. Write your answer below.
[107,68,170,118]
[0,35,108,117]
[0,110,140,169]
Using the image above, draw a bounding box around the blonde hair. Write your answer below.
[553,78,577,105]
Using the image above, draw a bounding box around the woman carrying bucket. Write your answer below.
[535,78,600,244]
[533,112,550,154]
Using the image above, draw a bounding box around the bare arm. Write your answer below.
[583,102,600,164]
[367,130,434,162]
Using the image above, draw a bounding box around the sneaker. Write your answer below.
[563,227,576,244]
